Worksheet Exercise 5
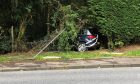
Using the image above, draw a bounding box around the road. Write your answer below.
[0,67,140,84]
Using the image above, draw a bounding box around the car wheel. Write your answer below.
[77,43,87,52]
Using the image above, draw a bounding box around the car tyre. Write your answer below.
[77,43,87,52]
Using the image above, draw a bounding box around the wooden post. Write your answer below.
[11,26,14,52]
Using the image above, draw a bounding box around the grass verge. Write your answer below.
[36,49,140,61]
[0,49,140,62]
[0,53,32,63]
[124,49,140,56]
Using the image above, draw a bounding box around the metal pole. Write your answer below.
[34,28,66,58]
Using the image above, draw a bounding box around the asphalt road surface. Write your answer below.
[0,67,140,84]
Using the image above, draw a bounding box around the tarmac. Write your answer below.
[0,57,140,72]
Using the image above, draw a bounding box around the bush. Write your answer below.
[58,5,79,51]
[82,0,140,49]
[0,36,11,54]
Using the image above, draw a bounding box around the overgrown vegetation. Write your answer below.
[0,0,140,53]
[58,5,79,51]
[82,0,140,50]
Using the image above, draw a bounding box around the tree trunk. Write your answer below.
[107,36,115,51]
[15,15,28,51]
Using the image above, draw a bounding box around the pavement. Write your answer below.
[1,57,140,72]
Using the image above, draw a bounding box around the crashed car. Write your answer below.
[76,28,99,52]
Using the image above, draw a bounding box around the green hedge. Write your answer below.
[82,0,140,49]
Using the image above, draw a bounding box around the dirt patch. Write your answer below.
[88,44,140,53]
[115,44,140,52]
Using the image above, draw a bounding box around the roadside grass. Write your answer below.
[36,51,107,60]
[124,49,140,57]
[0,53,32,63]
[36,49,140,61]
[0,49,140,62]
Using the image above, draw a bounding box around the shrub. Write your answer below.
[0,36,11,54]
[83,0,140,49]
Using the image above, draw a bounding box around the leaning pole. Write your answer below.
[34,28,66,58]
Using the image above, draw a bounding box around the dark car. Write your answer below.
[76,28,99,52]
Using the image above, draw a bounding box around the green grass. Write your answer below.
[0,56,11,62]
[0,53,32,63]
[37,49,140,61]
[0,49,140,62]
[124,49,140,57]
[36,51,118,61]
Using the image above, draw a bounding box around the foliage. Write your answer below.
[83,0,140,49]
[0,27,11,53]
[0,36,11,53]
[58,5,79,51]
[0,0,140,53]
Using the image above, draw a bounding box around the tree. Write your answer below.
[58,5,79,51]
[82,0,140,50]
